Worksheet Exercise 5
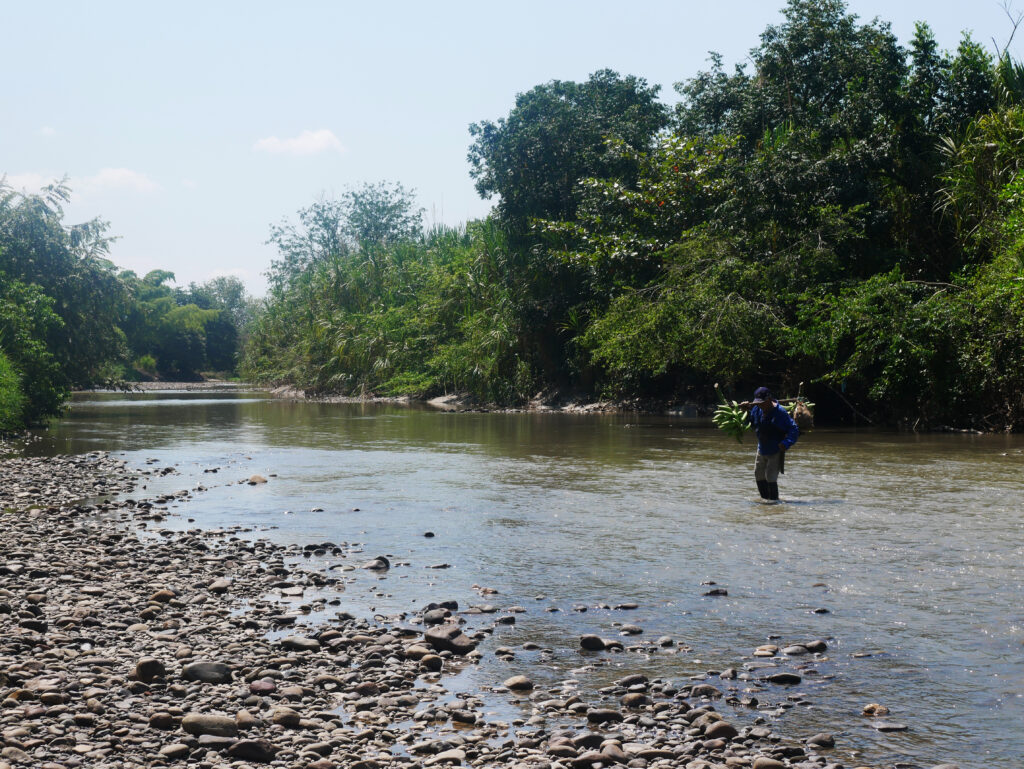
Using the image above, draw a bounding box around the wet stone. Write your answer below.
[874,721,910,732]
[807,732,835,748]
[586,708,624,724]
[767,672,802,685]
[504,675,534,691]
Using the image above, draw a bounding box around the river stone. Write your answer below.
[569,749,599,766]
[601,743,629,763]
[690,684,723,698]
[361,555,390,570]
[0,747,32,764]
[250,679,277,694]
[183,660,233,683]
[425,748,466,765]
[149,712,175,729]
[637,748,676,760]
[248,475,268,484]
[159,744,191,759]
[424,624,477,655]
[617,674,648,687]
[271,706,301,728]
[280,635,321,652]
[579,635,605,651]
[404,644,432,659]
[807,732,835,747]
[586,708,623,723]
[197,734,237,750]
[208,578,232,594]
[236,709,258,730]
[181,713,238,737]
[420,654,443,671]
[504,675,533,690]
[752,758,786,769]
[423,608,449,625]
[768,672,802,685]
[227,739,275,762]
[135,656,166,682]
[783,644,809,655]
[704,720,738,740]
[150,589,175,603]
[621,692,649,708]
[874,721,909,732]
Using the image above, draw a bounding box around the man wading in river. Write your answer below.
[743,386,799,502]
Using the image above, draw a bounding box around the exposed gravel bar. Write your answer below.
[0,453,948,769]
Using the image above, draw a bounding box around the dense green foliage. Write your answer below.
[242,0,1024,430]
[0,181,251,431]
[0,350,27,431]
[119,270,248,379]
[468,70,669,228]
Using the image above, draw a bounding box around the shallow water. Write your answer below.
[21,391,1024,768]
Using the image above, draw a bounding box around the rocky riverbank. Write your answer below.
[100,381,251,393]
[0,453,949,769]
[268,386,697,416]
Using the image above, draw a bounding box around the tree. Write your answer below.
[468,69,669,228]
[676,0,906,153]
[0,179,128,388]
[0,270,66,424]
[266,182,423,291]
[937,34,996,133]
[344,181,423,247]
[180,274,254,340]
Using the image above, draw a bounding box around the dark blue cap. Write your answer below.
[753,386,772,404]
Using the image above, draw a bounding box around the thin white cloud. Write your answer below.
[38,126,57,137]
[79,168,159,194]
[253,128,345,156]
[3,168,159,197]
[181,178,198,189]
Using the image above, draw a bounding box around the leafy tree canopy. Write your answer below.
[468,69,669,228]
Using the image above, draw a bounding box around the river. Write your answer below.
[18,390,1024,768]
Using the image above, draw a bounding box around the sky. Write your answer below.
[4,1,1023,296]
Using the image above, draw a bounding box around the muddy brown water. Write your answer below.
[15,390,1024,768]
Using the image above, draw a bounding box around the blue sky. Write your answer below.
[4,1,1022,295]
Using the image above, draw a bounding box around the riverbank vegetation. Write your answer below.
[6,0,1024,431]
[242,0,1024,430]
[0,181,253,431]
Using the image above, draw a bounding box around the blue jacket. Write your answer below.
[749,403,799,456]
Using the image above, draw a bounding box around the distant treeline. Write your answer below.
[243,0,1024,430]
[0,181,254,431]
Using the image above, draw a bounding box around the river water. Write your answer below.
[19,390,1024,768]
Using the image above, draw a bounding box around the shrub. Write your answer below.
[0,350,26,432]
